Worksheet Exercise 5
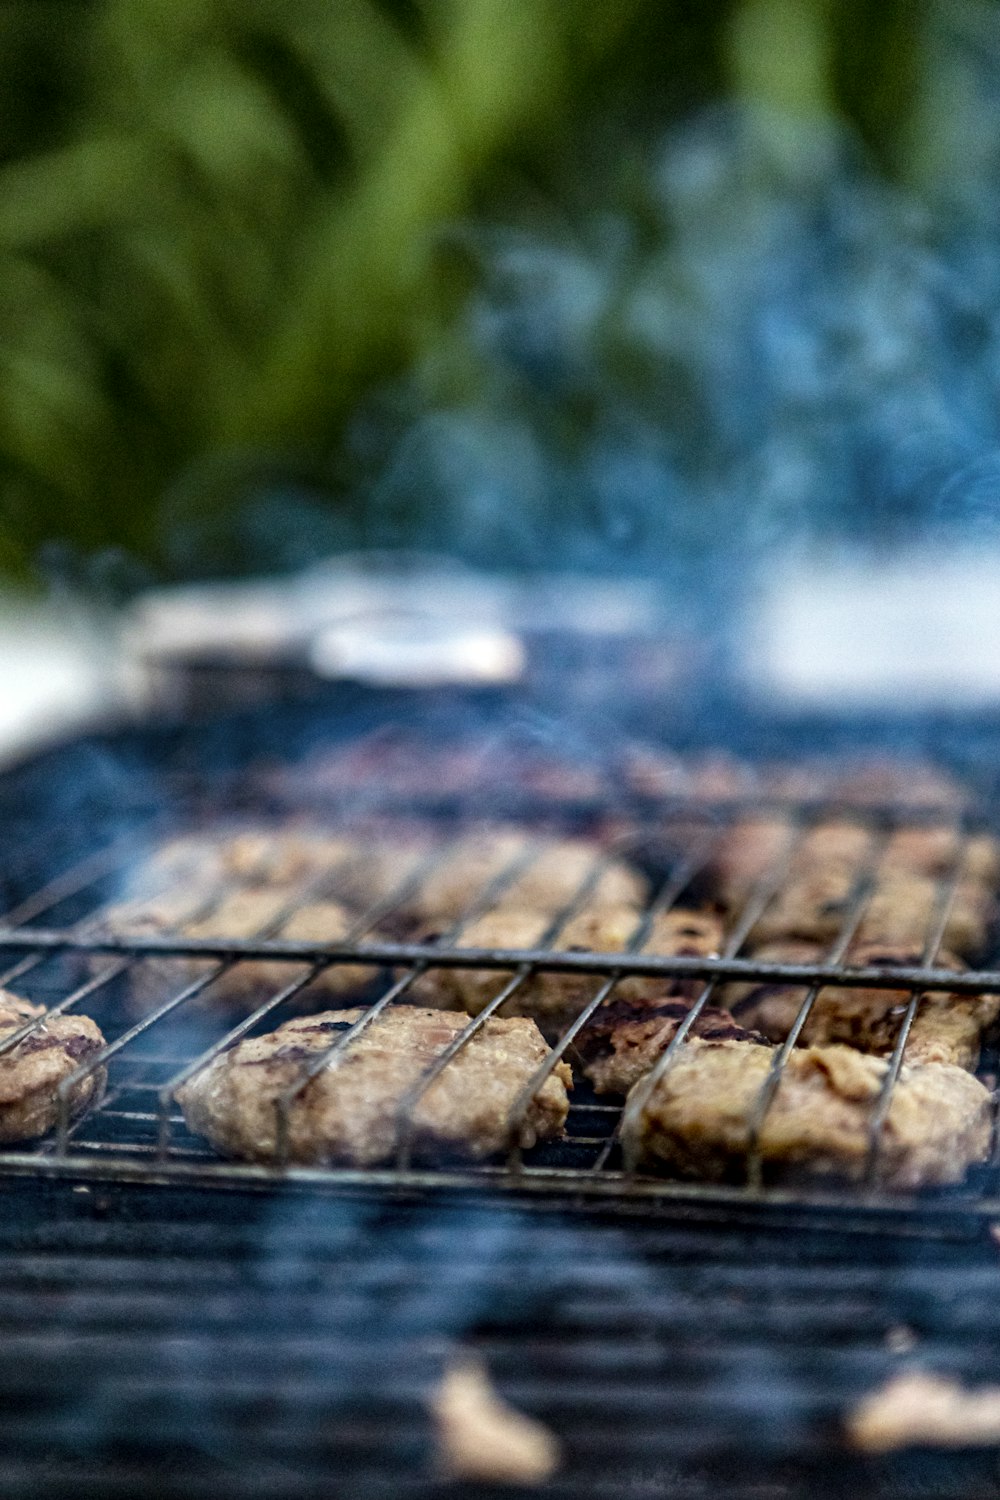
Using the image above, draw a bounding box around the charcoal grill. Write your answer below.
[6,687,1000,1499]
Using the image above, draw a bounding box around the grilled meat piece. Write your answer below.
[141,825,428,915]
[620,746,760,801]
[830,761,967,811]
[581,995,764,1096]
[175,1004,571,1167]
[725,941,999,1070]
[409,905,723,1037]
[98,887,375,1013]
[404,829,647,925]
[624,1039,991,1188]
[882,827,1000,885]
[719,818,995,953]
[0,992,106,1144]
[748,862,864,946]
[856,874,993,956]
[145,827,358,888]
[709,816,797,909]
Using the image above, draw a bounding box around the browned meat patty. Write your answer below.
[175,1004,571,1166]
[724,941,999,1070]
[619,746,760,801]
[145,827,360,887]
[855,874,993,956]
[404,830,647,925]
[709,816,797,909]
[0,991,106,1143]
[408,905,722,1037]
[881,827,1000,885]
[738,861,992,956]
[747,863,864,946]
[97,887,375,1013]
[140,825,428,914]
[623,1039,991,1188]
[829,761,967,811]
[580,995,764,1095]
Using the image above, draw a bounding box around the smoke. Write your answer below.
[337,9,1000,610]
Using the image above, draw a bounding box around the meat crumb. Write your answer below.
[885,1325,917,1355]
[431,1356,560,1484]
[848,1371,1000,1451]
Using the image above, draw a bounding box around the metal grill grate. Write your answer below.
[0,773,997,1221]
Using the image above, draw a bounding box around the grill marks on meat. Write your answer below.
[0,991,106,1143]
[175,1005,571,1167]
[580,994,764,1096]
[624,1039,992,1189]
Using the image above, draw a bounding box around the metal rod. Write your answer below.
[1,927,996,993]
[863,824,972,1185]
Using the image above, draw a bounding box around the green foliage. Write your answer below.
[0,0,935,579]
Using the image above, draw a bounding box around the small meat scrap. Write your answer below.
[848,1371,1000,1452]
[0,992,106,1143]
[581,994,764,1096]
[623,1040,991,1188]
[725,941,999,1071]
[176,1004,571,1166]
[431,1357,560,1485]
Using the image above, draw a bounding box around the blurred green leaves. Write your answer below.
[0,0,934,579]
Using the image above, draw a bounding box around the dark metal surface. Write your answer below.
[1,699,1000,1497]
[4,1177,1000,1500]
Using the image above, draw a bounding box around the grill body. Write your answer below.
[5,685,1000,1496]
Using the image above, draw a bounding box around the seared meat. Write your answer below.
[581,995,764,1095]
[748,863,864,946]
[145,826,359,887]
[856,874,993,956]
[624,1039,991,1188]
[620,746,760,801]
[175,1004,571,1166]
[716,817,995,954]
[141,825,428,915]
[98,887,375,1013]
[409,905,723,1037]
[709,816,797,909]
[405,829,647,925]
[829,760,967,811]
[882,827,1000,885]
[0,991,106,1143]
[725,940,999,1070]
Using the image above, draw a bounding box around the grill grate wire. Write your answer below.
[0,794,996,1217]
